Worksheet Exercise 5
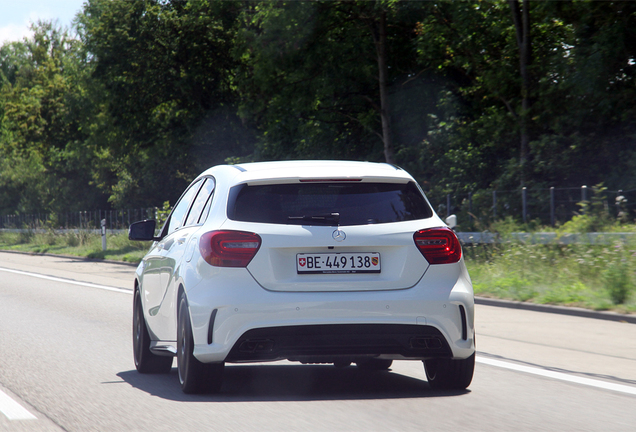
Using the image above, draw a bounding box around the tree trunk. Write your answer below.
[508,0,532,185]
[374,10,395,165]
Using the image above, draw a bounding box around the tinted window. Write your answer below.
[167,179,203,235]
[227,182,432,226]
[185,178,215,226]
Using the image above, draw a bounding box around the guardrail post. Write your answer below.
[101,219,107,251]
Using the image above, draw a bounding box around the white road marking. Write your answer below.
[0,267,132,294]
[4,266,635,398]
[477,356,636,396]
[0,389,37,420]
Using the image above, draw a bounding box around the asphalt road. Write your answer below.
[1,251,635,431]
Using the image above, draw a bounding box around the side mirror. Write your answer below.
[445,214,457,229]
[129,220,158,241]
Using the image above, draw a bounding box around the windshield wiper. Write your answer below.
[288,212,340,225]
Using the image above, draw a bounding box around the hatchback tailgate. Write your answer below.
[245,222,430,292]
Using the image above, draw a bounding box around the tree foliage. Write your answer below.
[1,0,635,220]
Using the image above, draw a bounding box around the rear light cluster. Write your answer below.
[413,227,462,264]
[199,230,261,267]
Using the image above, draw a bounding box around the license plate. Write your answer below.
[296,253,381,274]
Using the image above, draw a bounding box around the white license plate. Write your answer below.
[296,253,381,274]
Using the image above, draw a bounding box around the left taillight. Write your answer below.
[413,227,462,264]
[199,230,261,267]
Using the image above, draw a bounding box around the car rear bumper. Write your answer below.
[186,263,475,363]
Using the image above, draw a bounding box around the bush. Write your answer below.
[17,230,34,244]
[603,260,633,305]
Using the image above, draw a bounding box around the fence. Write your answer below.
[436,186,635,229]
[0,208,159,231]
[1,186,635,231]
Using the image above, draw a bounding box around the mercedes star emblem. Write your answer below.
[332,229,346,242]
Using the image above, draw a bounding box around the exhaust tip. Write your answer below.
[410,337,443,350]
[239,339,274,353]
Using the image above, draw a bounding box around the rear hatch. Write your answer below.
[224,179,440,292]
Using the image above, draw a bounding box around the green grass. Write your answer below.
[465,240,636,314]
[0,230,151,264]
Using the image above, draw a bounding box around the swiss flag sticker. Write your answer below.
[298,257,306,267]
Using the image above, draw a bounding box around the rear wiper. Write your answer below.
[288,212,340,225]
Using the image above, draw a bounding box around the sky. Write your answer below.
[0,0,87,44]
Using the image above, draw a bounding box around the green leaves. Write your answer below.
[1,0,636,220]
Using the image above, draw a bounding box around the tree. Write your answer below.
[77,0,253,207]
[508,0,531,184]
[0,21,104,214]
[235,1,427,164]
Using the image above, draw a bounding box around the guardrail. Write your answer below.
[2,228,634,245]
[457,232,636,244]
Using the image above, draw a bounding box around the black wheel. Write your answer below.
[177,292,224,394]
[355,359,393,370]
[133,289,173,373]
[424,353,475,390]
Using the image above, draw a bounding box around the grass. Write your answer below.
[465,240,636,314]
[1,225,635,314]
[0,230,151,264]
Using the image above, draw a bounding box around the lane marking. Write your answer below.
[477,356,636,396]
[4,266,635,397]
[0,389,37,420]
[0,267,132,294]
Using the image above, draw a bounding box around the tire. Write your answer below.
[355,359,393,370]
[177,292,224,394]
[133,289,173,374]
[424,353,475,390]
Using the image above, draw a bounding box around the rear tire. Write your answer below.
[424,353,475,390]
[133,289,173,374]
[355,359,393,370]
[177,292,224,394]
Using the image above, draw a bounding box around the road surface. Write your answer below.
[1,251,635,431]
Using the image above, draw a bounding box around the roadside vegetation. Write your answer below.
[0,229,150,264]
[1,215,634,314]
[466,239,636,314]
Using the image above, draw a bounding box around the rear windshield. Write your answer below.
[227,182,433,226]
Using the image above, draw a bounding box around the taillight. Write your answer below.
[413,227,462,264]
[199,230,261,267]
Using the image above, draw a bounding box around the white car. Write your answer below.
[129,160,475,394]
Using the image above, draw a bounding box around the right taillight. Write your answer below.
[413,227,462,264]
[199,230,261,267]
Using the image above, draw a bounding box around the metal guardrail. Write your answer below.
[457,232,636,244]
[2,228,634,245]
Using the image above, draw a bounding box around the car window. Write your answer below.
[197,181,216,225]
[167,179,203,235]
[185,177,215,226]
[227,181,433,226]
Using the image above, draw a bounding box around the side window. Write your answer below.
[167,179,203,235]
[197,185,215,224]
[185,177,215,226]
